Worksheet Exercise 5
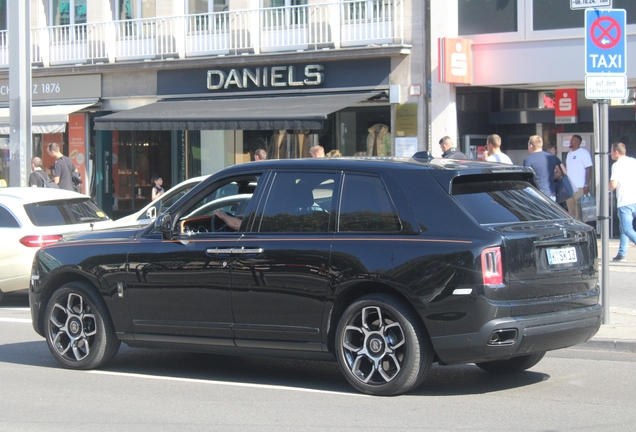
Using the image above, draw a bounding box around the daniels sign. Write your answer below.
[207,65,324,90]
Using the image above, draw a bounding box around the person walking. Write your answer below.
[484,134,512,164]
[609,143,636,262]
[254,149,267,161]
[439,136,467,159]
[47,143,78,192]
[309,145,325,158]
[523,135,559,200]
[565,134,593,221]
[29,157,52,187]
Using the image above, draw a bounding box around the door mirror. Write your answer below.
[146,206,157,220]
[155,213,173,240]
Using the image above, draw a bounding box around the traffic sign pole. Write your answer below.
[594,101,610,325]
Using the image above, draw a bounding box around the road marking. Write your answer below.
[89,370,369,397]
[0,317,32,323]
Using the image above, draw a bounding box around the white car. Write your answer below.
[0,187,113,302]
[112,175,208,228]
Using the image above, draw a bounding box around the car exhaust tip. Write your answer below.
[487,329,518,346]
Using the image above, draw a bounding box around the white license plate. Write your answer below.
[546,247,577,265]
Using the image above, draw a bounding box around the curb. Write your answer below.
[579,338,636,353]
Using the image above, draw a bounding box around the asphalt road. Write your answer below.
[2,293,636,432]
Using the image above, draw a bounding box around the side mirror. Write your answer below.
[146,206,157,219]
[155,214,173,240]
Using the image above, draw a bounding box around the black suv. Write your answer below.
[29,157,601,396]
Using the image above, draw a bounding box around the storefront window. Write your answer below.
[0,0,7,31]
[458,0,517,35]
[532,0,636,31]
[338,106,391,156]
[112,131,171,215]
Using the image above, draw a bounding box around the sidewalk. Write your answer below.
[581,238,636,352]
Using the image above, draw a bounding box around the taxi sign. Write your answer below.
[585,9,626,74]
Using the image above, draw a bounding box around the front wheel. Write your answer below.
[475,352,546,374]
[44,282,120,369]
[335,294,433,396]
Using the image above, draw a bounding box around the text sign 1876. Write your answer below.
[571,0,611,10]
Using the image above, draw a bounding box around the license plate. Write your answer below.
[546,247,577,265]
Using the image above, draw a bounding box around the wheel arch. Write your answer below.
[326,281,431,355]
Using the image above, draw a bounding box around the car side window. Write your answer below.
[258,172,337,233]
[338,174,401,232]
[178,175,259,234]
[0,205,20,228]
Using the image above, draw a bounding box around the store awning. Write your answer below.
[94,92,382,131]
[0,102,97,135]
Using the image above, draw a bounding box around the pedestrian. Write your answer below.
[309,145,325,158]
[151,174,165,200]
[254,148,267,161]
[29,157,52,187]
[47,142,78,192]
[438,136,467,159]
[484,134,512,164]
[523,135,559,200]
[565,134,593,221]
[327,149,342,157]
[547,143,568,178]
[609,143,636,262]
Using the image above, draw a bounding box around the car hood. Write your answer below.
[60,224,147,243]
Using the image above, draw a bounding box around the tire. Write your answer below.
[475,352,546,374]
[335,293,433,396]
[44,282,120,369]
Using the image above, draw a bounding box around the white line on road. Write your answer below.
[0,317,32,323]
[89,370,369,397]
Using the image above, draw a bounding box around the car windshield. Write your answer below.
[24,198,111,227]
[453,180,570,225]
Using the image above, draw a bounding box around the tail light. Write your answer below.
[19,235,64,248]
[481,246,503,285]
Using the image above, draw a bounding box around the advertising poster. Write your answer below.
[68,113,86,194]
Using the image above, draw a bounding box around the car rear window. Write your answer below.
[452,180,570,224]
[24,199,110,227]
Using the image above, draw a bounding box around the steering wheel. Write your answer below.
[210,214,229,232]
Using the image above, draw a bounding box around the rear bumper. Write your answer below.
[430,304,602,365]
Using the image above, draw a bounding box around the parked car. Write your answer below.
[29,158,601,395]
[0,188,112,303]
[112,175,208,227]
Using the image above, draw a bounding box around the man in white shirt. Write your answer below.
[484,134,513,164]
[609,143,636,262]
[565,135,593,221]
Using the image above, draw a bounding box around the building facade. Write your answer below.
[0,0,429,218]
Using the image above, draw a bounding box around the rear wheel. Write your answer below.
[475,352,546,374]
[335,294,433,396]
[44,282,120,369]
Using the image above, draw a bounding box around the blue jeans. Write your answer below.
[618,204,636,256]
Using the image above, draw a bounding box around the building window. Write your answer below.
[51,0,87,26]
[0,0,6,31]
[114,0,156,20]
[188,0,228,14]
[458,0,517,35]
[533,0,636,31]
[262,0,308,26]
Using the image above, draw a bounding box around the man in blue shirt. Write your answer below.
[523,135,558,200]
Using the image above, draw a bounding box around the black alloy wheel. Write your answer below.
[44,282,120,369]
[475,352,546,374]
[335,293,433,396]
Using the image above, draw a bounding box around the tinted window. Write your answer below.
[453,180,569,224]
[23,199,110,227]
[458,0,517,35]
[181,176,259,220]
[339,174,401,232]
[259,172,336,233]
[0,205,20,227]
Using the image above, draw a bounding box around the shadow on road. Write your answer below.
[0,338,550,396]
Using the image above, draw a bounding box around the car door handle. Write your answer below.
[206,247,264,255]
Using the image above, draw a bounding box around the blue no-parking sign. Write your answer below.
[585,8,626,74]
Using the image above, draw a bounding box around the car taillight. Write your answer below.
[19,235,64,248]
[481,246,503,285]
